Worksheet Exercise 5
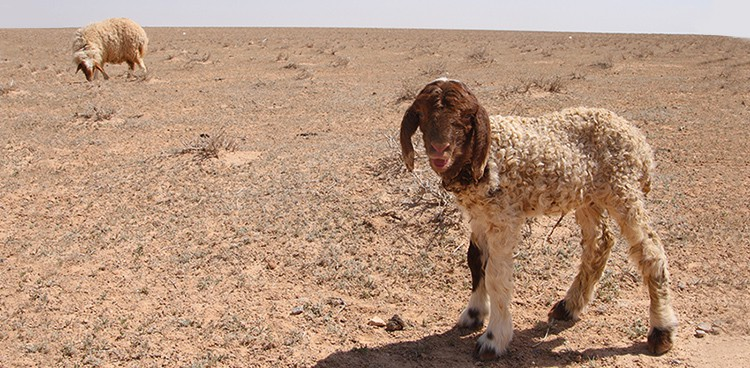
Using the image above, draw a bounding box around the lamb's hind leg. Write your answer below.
[549,204,615,321]
[458,234,489,330]
[611,198,678,355]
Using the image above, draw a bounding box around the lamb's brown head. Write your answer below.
[400,78,491,184]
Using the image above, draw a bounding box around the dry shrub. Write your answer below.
[395,79,421,104]
[590,59,614,69]
[75,104,116,121]
[419,61,447,77]
[507,76,565,94]
[0,80,18,95]
[368,133,463,243]
[331,56,350,68]
[179,129,238,160]
[467,45,493,64]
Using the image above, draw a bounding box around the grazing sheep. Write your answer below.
[72,18,148,81]
[400,78,678,360]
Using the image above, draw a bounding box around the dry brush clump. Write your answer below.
[467,45,494,64]
[368,132,464,245]
[506,75,566,94]
[74,104,117,121]
[1,80,19,95]
[178,129,239,160]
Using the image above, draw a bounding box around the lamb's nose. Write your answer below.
[431,142,450,153]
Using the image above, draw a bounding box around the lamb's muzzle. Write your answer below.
[399,78,678,360]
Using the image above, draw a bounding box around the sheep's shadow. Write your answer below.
[313,323,650,368]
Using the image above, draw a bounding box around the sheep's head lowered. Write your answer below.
[400,78,491,184]
[73,45,107,82]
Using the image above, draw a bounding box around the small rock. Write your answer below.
[290,306,304,315]
[385,314,405,331]
[696,322,713,333]
[694,329,707,338]
[368,317,386,327]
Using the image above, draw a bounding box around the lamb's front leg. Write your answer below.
[458,236,489,330]
[474,224,520,360]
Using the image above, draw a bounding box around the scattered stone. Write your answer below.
[696,322,713,334]
[368,317,386,327]
[385,314,405,331]
[290,306,304,315]
[694,329,707,338]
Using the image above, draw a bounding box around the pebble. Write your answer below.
[368,317,386,327]
[290,306,304,315]
[696,322,713,333]
[385,314,405,331]
[694,329,707,338]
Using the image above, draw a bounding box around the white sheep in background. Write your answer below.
[400,78,678,360]
[72,18,148,81]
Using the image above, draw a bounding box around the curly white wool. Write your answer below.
[72,18,148,81]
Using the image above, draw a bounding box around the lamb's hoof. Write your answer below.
[548,300,574,321]
[457,308,485,331]
[647,327,674,355]
[472,332,506,361]
[473,341,500,361]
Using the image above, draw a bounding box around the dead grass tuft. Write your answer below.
[395,79,421,104]
[467,45,493,64]
[507,76,566,94]
[75,104,116,121]
[178,129,239,160]
[331,56,350,68]
[419,62,447,78]
[1,80,18,95]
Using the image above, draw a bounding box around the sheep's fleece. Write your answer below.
[72,18,148,81]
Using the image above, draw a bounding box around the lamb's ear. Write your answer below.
[470,104,491,182]
[399,106,419,171]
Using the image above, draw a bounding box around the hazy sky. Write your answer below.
[1,0,748,38]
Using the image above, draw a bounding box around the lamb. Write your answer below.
[72,18,148,81]
[399,78,678,360]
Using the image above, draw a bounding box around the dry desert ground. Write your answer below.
[1,27,749,367]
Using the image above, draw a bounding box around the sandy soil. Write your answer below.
[1,27,748,367]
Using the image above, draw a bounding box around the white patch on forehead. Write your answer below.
[431,77,462,84]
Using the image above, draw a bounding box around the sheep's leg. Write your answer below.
[457,234,489,330]
[610,199,678,355]
[473,223,520,360]
[549,205,614,321]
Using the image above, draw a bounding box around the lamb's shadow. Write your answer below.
[313,323,650,368]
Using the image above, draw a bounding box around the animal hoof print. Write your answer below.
[647,327,674,355]
[548,300,573,321]
[473,342,500,361]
